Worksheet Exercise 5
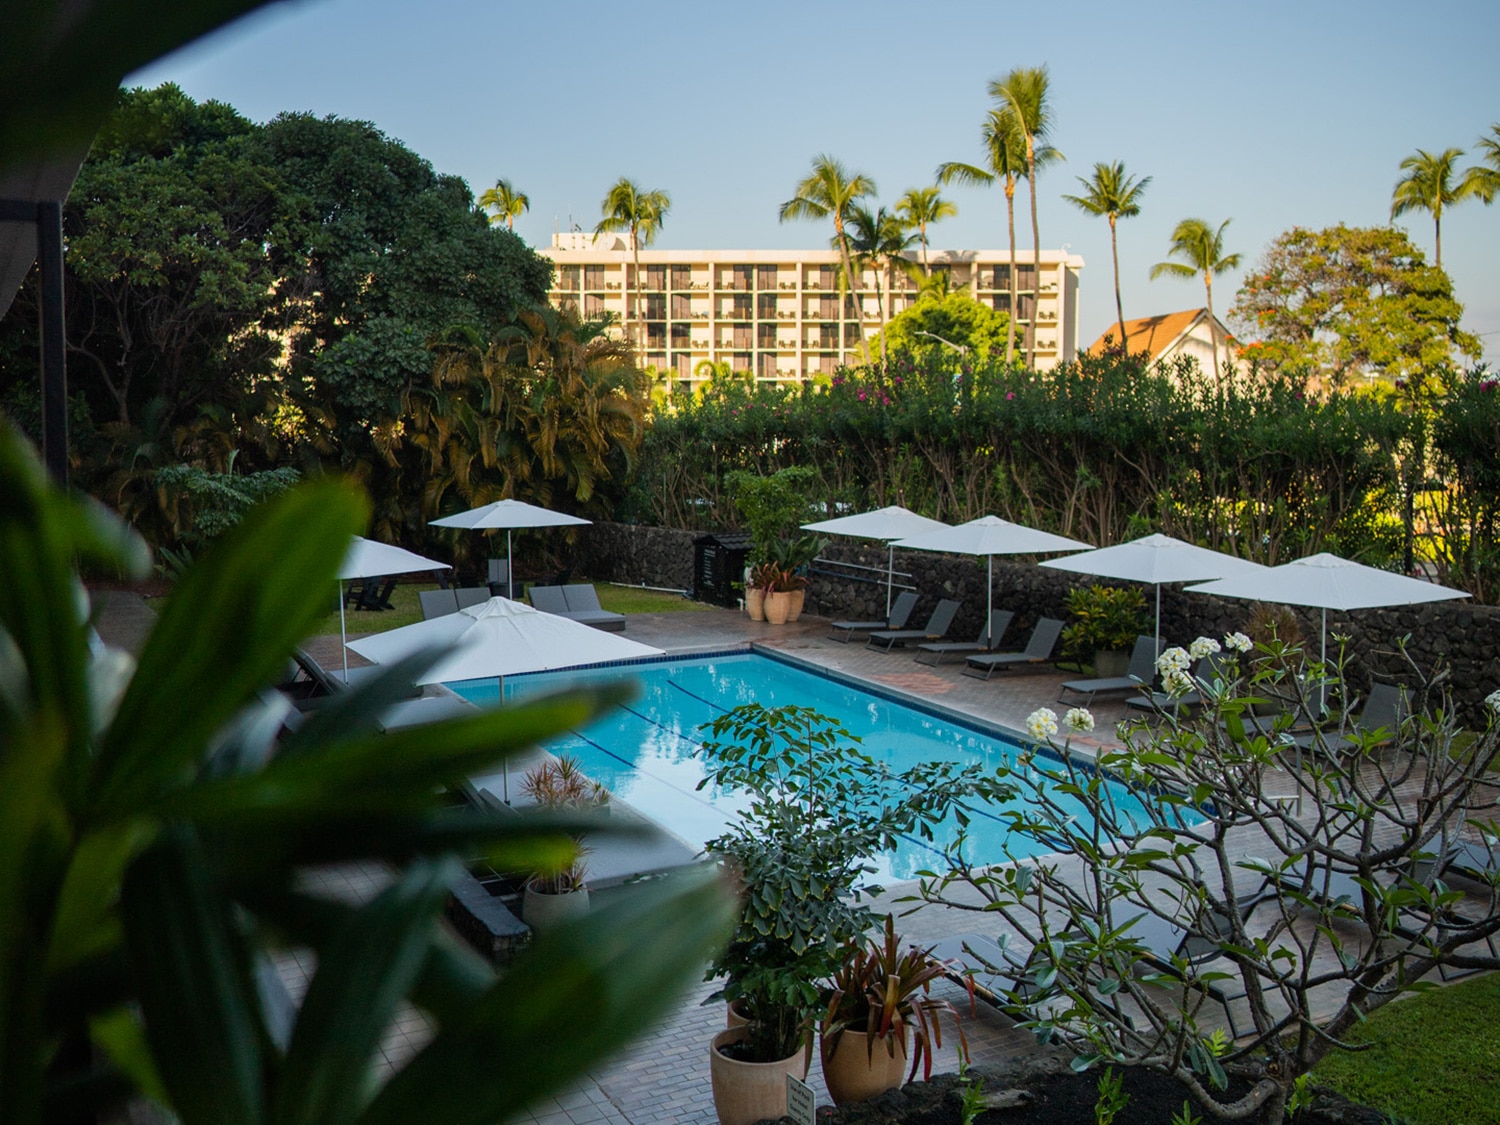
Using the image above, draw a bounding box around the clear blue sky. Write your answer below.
[132,0,1500,362]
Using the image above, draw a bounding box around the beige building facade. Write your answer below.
[541,233,1084,387]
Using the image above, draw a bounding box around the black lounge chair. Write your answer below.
[1058,635,1162,705]
[866,598,960,652]
[1289,682,1406,756]
[961,617,1064,680]
[915,610,1014,666]
[829,590,918,642]
[345,575,397,611]
[530,584,627,631]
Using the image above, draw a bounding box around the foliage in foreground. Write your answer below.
[1311,969,1500,1125]
[0,423,733,1125]
[912,638,1500,1124]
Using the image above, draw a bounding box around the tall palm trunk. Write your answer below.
[1026,136,1040,369]
[1108,213,1128,351]
[834,217,866,367]
[1434,212,1442,271]
[920,224,930,274]
[1004,178,1018,365]
[630,226,643,364]
[1203,272,1220,384]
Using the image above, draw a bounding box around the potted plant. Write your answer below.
[745,562,774,621]
[819,915,971,1106]
[518,754,608,932]
[767,534,826,622]
[1061,584,1148,676]
[697,704,1009,1125]
[762,565,794,625]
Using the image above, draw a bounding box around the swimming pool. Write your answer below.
[453,651,1180,883]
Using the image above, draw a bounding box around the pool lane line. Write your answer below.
[561,724,729,819]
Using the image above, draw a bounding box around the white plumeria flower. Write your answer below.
[1223,631,1253,654]
[1156,647,1190,677]
[1064,707,1095,733]
[1162,668,1195,697]
[1026,707,1059,740]
[1487,689,1500,715]
[1188,636,1222,660]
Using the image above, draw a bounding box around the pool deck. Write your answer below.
[94,591,1489,1124]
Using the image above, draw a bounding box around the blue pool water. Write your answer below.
[452,652,1182,883]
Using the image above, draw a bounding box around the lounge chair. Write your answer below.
[345,575,396,611]
[866,598,960,652]
[456,587,490,610]
[530,584,627,632]
[487,557,511,596]
[1058,635,1162,706]
[421,587,488,619]
[914,610,1013,666]
[961,617,1065,680]
[1288,682,1405,756]
[928,933,1035,1016]
[277,647,422,707]
[561,583,627,632]
[1125,652,1236,716]
[828,590,918,642]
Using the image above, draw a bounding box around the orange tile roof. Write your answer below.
[1085,308,1205,361]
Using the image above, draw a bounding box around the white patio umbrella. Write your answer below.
[893,516,1093,647]
[349,596,663,799]
[335,536,451,681]
[430,499,592,598]
[1041,533,1266,646]
[1187,552,1469,705]
[802,505,949,616]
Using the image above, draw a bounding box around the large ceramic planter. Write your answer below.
[1093,649,1130,678]
[764,591,792,625]
[746,587,766,622]
[786,589,806,622]
[820,1028,909,1106]
[726,998,750,1028]
[522,885,589,933]
[709,1026,807,1125]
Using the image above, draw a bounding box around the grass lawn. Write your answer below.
[317,579,708,637]
[1313,971,1500,1124]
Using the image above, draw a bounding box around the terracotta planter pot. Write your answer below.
[764,591,792,625]
[1093,649,1130,678]
[745,587,766,622]
[709,1026,807,1125]
[726,998,751,1028]
[787,589,806,622]
[521,885,589,933]
[820,1027,909,1106]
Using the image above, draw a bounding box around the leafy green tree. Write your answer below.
[478,177,529,230]
[0,422,735,1125]
[1150,218,1241,382]
[1062,161,1150,352]
[779,155,876,309]
[595,178,671,361]
[1229,224,1481,388]
[937,110,1031,365]
[880,290,1010,366]
[1390,146,1486,270]
[894,186,957,272]
[988,65,1062,369]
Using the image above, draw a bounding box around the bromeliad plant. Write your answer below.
[820,915,971,1082]
[0,423,735,1125]
[519,755,609,893]
[698,703,1011,1063]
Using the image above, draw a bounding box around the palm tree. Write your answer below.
[1473,123,1500,202]
[1062,161,1150,352]
[779,154,876,315]
[937,110,1028,363]
[894,186,957,273]
[478,178,529,230]
[1149,218,1241,382]
[988,65,1062,368]
[846,203,920,370]
[1390,147,1484,270]
[596,178,671,361]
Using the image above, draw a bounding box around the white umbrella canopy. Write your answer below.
[802,505,950,616]
[894,516,1093,647]
[334,536,451,680]
[429,499,592,598]
[1186,551,1470,672]
[347,596,662,685]
[1041,533,1266,645]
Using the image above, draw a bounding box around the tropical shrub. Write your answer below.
[1060,584,1148,660]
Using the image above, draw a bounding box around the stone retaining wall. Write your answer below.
[579,524,1500,716]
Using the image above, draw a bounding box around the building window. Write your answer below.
[820,266,836,289]
[671,323,690,345]
[757,323,776,347]
[645,294,666,319]
[584,294,604,316]
[646,326,666,349]
[671,293,691,318]
[645,265,666,290]
[757,353,777,378]
[584,265,605,289]
[733,325,751,348]
[646,352,666,369]
[733,352,752,373]
[757,264,777,289]
[671,265,691,290]
[732,264,753,291]
[819,324,837,348]
[673,352,693,376]
[1015,265,1037,292]
[819,295,838,318]
[555,266,580,292]
[732,296,751,319]
[844,323,863,346]
[757,293,776,319]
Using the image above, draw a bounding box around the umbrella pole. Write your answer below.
[339,581,349,681]
[498,673,510,802]
[1155,584,1162,650]
[507,530,514,600]
[1319,606,1328,715]
[987,554,994,647]
[886,544,894,618]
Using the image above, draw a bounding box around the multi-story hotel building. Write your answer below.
[541,233,1084,388]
